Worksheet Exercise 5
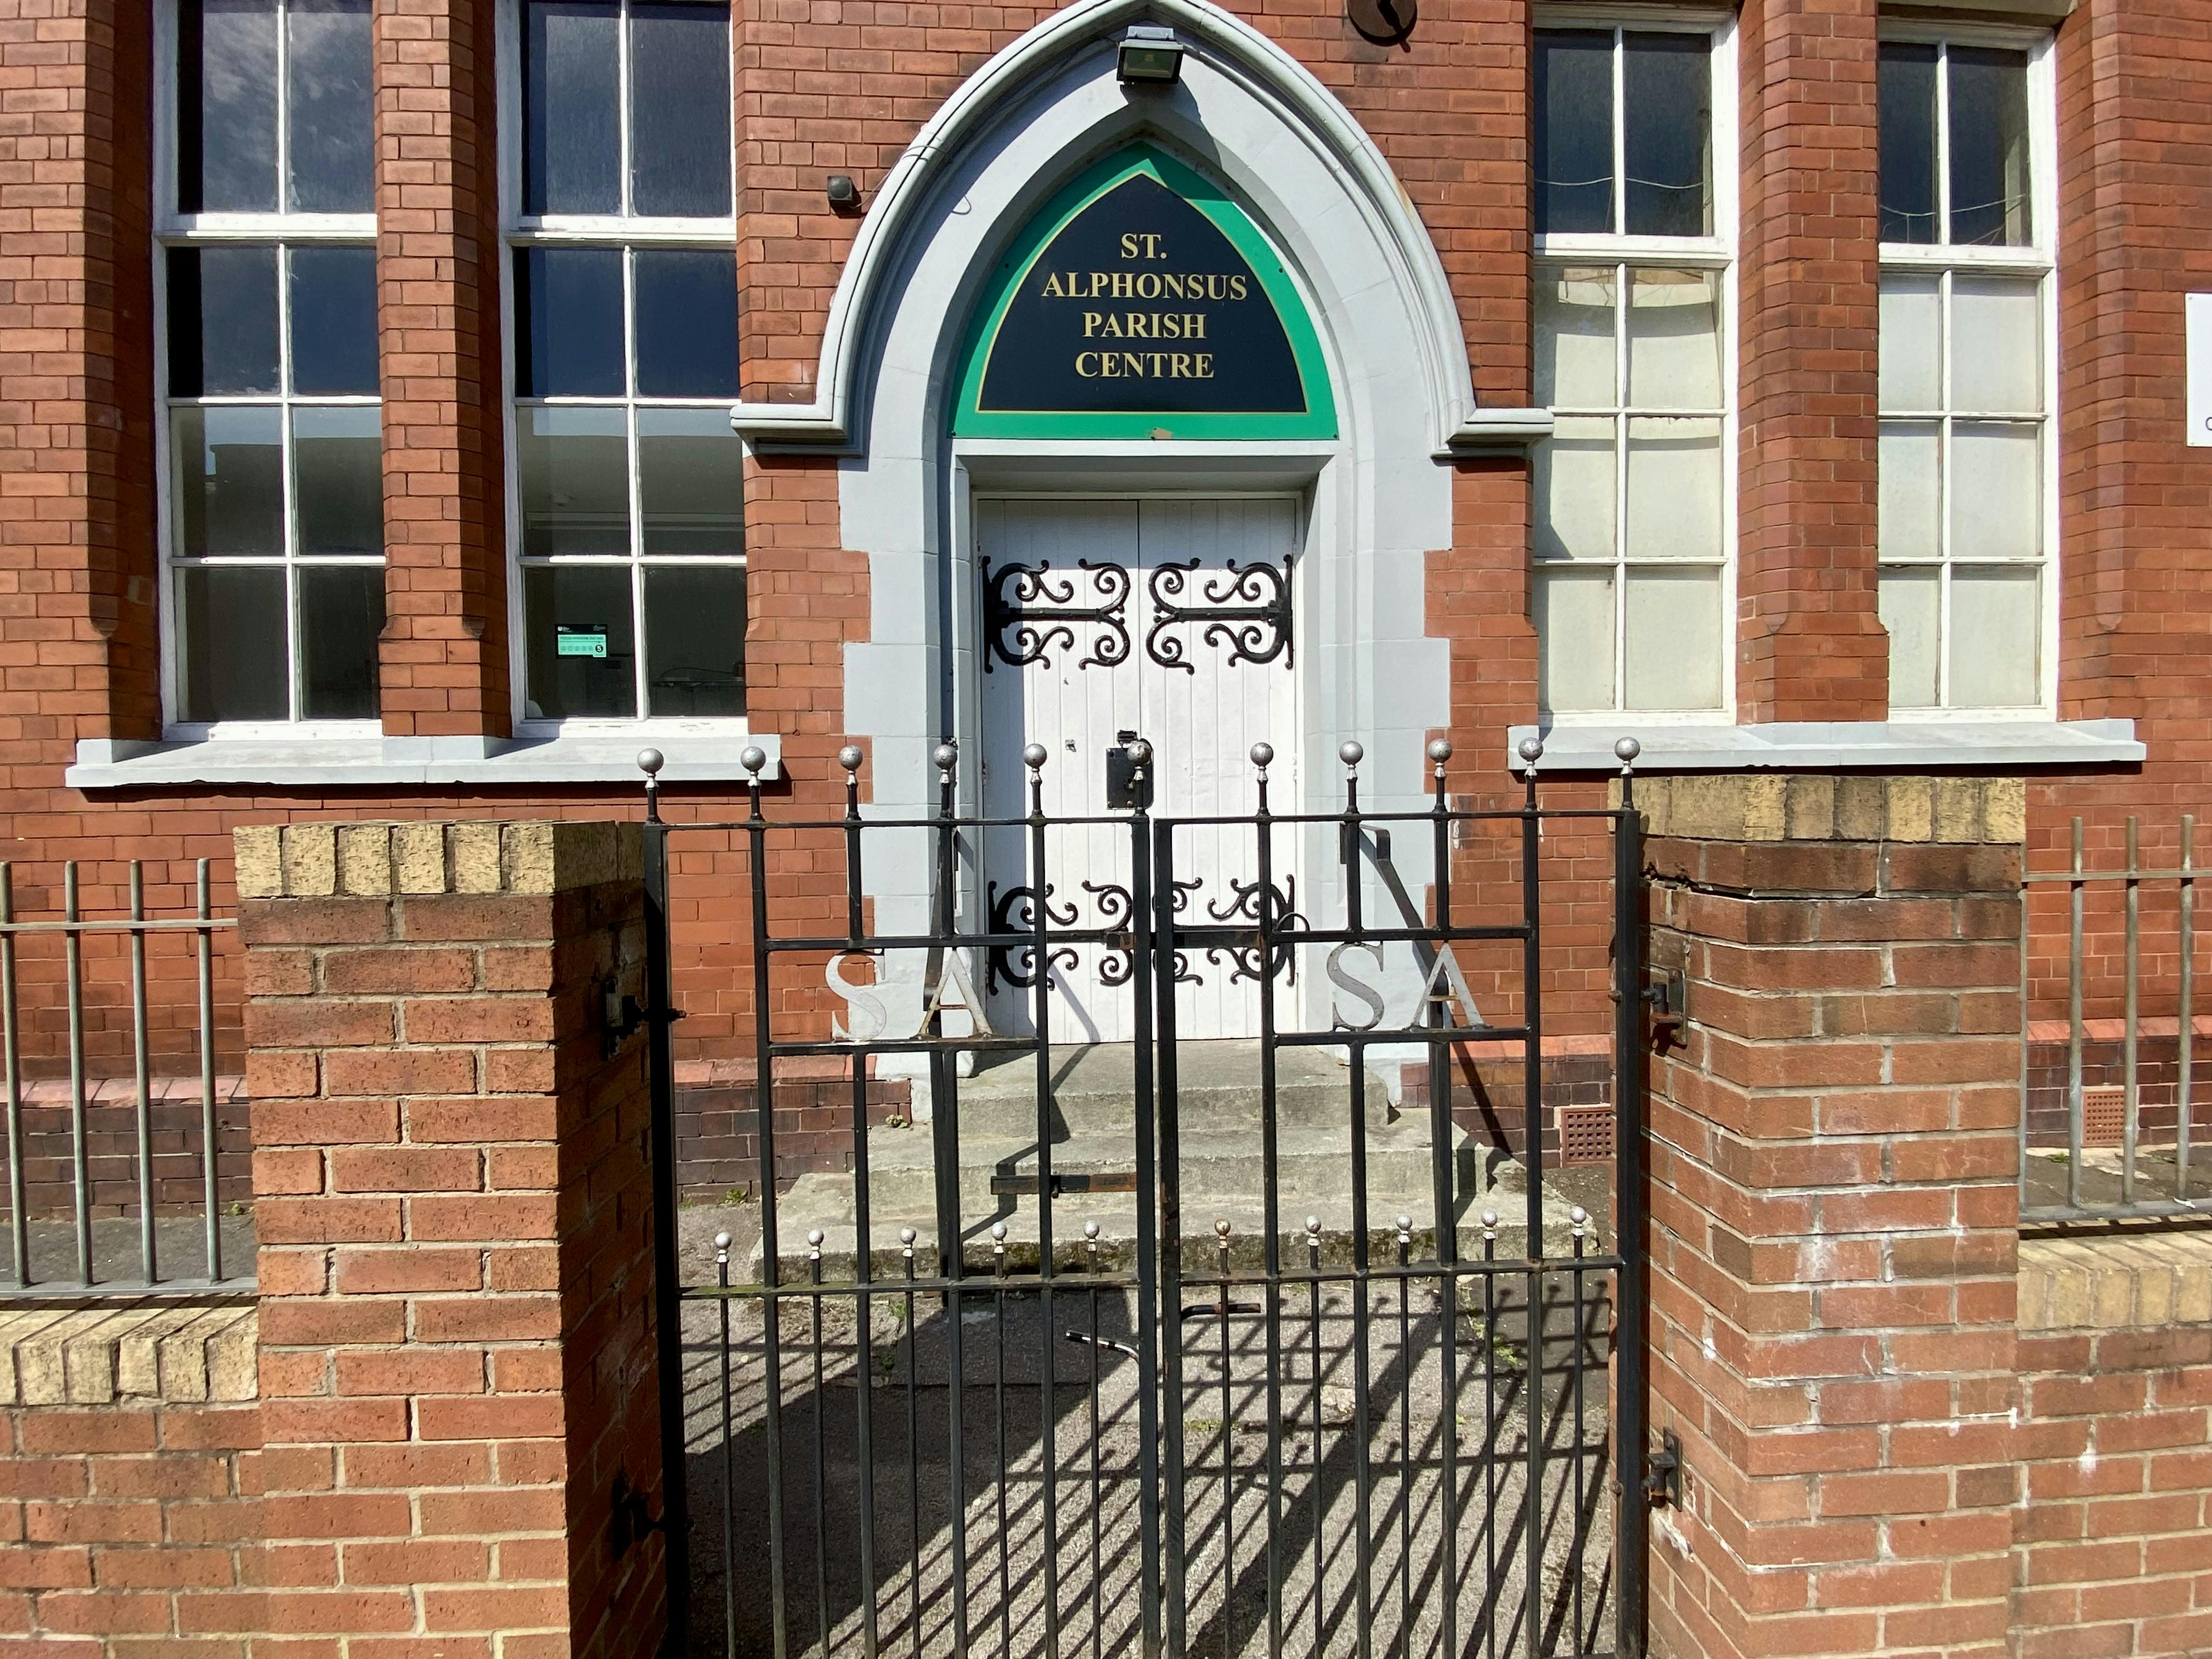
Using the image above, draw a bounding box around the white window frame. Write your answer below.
[495,0,752,736]
[1532,5,1739,723]
[1877,21,2059,718]
[152,0,382,738]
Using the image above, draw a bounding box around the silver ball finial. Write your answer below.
[1126,738,1152,768]
[1339,740,1364,769]
[900,1226,917,1248]
[1570,1206,1588,1229]
[1022,743,1048,771]
[1214,1218,1232,1239]
[838,744,864,773]
[1427,738,1453,764]
[713,1230,733,1250]
[1305,1215,1322,1234]
[1481,1208,1499,1232]
[637,748,665,777]
[990,1221,1007,1242]
[1516,736,1544,765]
[1396,1214,1413,1233]
[1250,741,1274,770]
[932,742,958,774]
[808,1228,825,1247]
[740,746,768,775]
[1084,1220,1101,1240]
[1615,736,1641,765]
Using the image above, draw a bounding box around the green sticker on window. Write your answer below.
[556,625,609,659]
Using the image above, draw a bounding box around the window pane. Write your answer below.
[638,409,744,554]
[518,407,630,556]
[1878,565,1940,708]
[1877,274,1941,412]
[1624,567,1722,710]
[294,407,383,555]
[179,564,287,721]
[1622,33,1711,237]
[289,245,380,395]
[1878,43,1939,245]
[297,564,384,718]
[1533,416,1616,562]
[1949,48,2032,247]
[1535,268,1616,409]
[645,566,745,715]
[1950,277,2040,414]
[1534,566,1615,713]
[167,247,280,397]
[1627,269,1720,409]
[524,0,622,215]
[1950,421,2040,559]
[1878,421,1941,562]
[1624,416,1722,560]
[173,406,285,557]
[633,249,739,397]
[180,0,279,213]
[524,564,636,718]
[515,247,626,396]
[1948,565,2039,706]
[630,1,733,217]
[285,0,374,212]
[1534,31,1615,235]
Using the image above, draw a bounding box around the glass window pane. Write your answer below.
[1950,277,2041,414]
[1627,268,1720,409]
[285,0,374,212]
[633,249,739,397]
[1949,48,2033,247]
[1877,274,1941,412]
[645,566,745,715]
[1878,565,1940,708]
[180,0,279,213]
[1535,566,1616,713]
[630,1,733,217]
[524,563,636,718]
[289,245,380,395]
[168,246,280,397]
[294,407,383,556]
[172,406,285,557]
[1878,421,1941,562]
[1624,567,1722,710]
[518,407,630,556]
[1622,33,1711,238]
[1624,416,1722,560]
[1948,565,2040,706]
[297,564,384,718]
[523,0,622,215]
[638,409,744,554]
[515,247,626,396]
[1534,31,1615,236]
[1536,268,1616,409]
[1950,421,2040,559]
[1533,416,1616,562]
[1878,43,1939,245]
[179,564,287,721]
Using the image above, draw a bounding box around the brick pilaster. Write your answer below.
[374,0,512,738]
[1734,0,1890,723]
[1639,775,2024,1659]
[236,820,664,1657]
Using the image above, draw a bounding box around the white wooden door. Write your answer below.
[977,495,1299,1041]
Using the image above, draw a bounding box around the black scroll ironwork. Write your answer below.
[984,880,1080,991]
[980,558,1132,672]
[1146,558,1293,673]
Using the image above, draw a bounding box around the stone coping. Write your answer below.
[2019,1231,2212,1330]
[235,820,642,899]
[1617,773,2025,845]
[0,1304,257,1405]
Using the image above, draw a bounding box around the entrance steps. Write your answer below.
[752,1041,1582,1279]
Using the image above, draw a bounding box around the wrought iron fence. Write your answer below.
[0,860,251,1297]
[2024,816,2209,1224]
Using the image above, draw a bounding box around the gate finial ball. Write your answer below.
[741,746,767,775]
[1516,736,1544,765]
[1427,738,1452,764]
[1339,740,1363,768]
[838,744,864,773]
[1126,738,1152,768]
[932,742,958,773]
[1614,736,1641,765]
[636,747,664,776]
[1023,743,1048,770]
[1250,741,1273,770]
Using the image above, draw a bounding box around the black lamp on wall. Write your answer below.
[1117,24,1183,84]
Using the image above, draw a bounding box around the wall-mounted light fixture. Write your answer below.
[1118,24,1183,85]
[826,174,860,211]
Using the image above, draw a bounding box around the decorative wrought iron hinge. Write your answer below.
[981,557,1132,672]
[1146,557,1293,672]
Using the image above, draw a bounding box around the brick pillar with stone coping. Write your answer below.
[234,819,664,1658]
[1637,774,2024,1659]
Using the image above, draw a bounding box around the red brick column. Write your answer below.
[374,0,512,738]
[1638,775,2024,1659]
[235,820,664,1657]
[1734,0,1889,723]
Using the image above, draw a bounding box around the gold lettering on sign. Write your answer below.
[1026,222,1259,387]
[1080,312,1209,341]
[1073,351,1215,379]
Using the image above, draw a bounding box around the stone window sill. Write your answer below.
[66,729,783,790]
[1502,718,2142,774]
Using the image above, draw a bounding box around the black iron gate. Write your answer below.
[640,735,1652,1659]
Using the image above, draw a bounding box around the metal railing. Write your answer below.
[2025,816,2208,1225]
[1,859,250,1297]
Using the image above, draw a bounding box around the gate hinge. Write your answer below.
[608,1467,668,1556]
[1644,1429,1683,1508]
[603,980,685,1057]
[1643,969,1686,1046]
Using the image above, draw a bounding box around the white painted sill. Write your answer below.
[65,729,785,789]
[1501,718,2143,774]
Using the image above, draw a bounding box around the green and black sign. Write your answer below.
[953,148,1336,439]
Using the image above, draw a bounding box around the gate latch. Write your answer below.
[1644,1429,1683,1508]
[602,978,683,1058]
[1106,731,1154,811]
[1643,969,1687,1046]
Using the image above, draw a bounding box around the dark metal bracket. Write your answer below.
[981,557,1132,672]
[1644,969,1687,1046]
[991,1170,1139,1196]
[608,1466,667,1557]
[1146,557,1293,673]
[603,979,682,1058]
[1644,1429,1683,1508]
